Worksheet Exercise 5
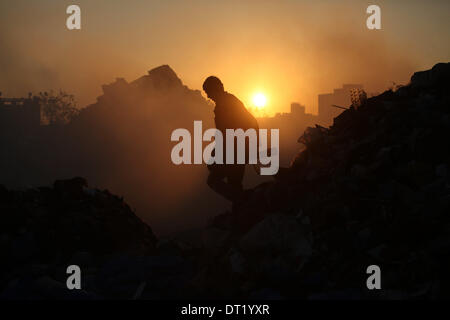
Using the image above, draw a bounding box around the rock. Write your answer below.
[249,288,283,300]
[96,254,190,299]
[436,164,448,178]
[34,276,94,300]
[410,62,450,89]
[69,251,94,267]
[239,214,312,258]
[156,239,184,256]
[201,227,231,249]
[53,177,88,199]
[228,248,246,274]
[10,232,37,262]
[147,65,183,89]
[351,164,367,178]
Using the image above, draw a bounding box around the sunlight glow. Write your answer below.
[252,93,267,109]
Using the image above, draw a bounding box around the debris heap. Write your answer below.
[0,177,169,299]
[1,63,449,299]
[200,62,450,299]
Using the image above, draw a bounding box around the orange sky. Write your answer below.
[1,0,449,116]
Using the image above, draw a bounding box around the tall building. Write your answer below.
[290,102,306,117]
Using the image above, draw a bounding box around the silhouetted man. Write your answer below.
[203,76,258,204]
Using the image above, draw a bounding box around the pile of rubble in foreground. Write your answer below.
[1,63,449,300]
[200,62,450,299]
[0,178,182,299]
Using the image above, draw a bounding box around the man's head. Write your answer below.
[203,76,224,102]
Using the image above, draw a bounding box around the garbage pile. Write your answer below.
[0,177,185,299]
[1,63,449,299]
[198,62,450,299]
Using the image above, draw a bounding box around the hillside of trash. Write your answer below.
[1,63,449,299]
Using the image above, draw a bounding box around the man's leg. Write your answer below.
[207,164,245,202]
[226,164,245,196]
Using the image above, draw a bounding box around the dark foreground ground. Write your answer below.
[1,63,449,299]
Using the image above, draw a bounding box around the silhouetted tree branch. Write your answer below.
[38,90,79,125]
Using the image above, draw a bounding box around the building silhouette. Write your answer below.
[318,84,364,126]
[0,92,41,132]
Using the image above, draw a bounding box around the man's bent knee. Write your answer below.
[207,173,220,188]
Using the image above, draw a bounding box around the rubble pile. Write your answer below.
[199,62,450,299]
[0,177,187,299]
[1,63,449,300]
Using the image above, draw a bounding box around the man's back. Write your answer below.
[214,92,258,133]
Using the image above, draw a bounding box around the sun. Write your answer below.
[252,93,267,109]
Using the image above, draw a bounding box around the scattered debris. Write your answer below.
[1,63,449,299]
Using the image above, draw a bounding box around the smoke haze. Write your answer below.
[1,0,449,114]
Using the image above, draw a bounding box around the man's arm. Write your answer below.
[231,95,259,130]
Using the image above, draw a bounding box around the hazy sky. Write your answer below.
[1,0,449,115]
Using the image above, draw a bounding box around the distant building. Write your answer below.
[290,102,305,115]
[0,92,41,131]
[318,84,363,126]
[257,102,319,166]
